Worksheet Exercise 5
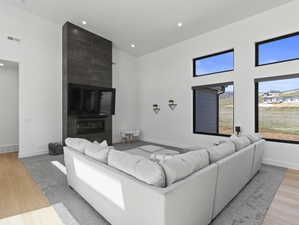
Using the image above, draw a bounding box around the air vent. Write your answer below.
[7,36,21,42]
[11,0,26,3]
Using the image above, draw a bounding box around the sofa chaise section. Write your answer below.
[64,147,218,225]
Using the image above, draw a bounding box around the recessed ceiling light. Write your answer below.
[177,22,183,27]
[0,63,4,67]
[82,20,87,25]
[131,44,135,48]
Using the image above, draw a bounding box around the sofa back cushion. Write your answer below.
[108,150,166,187]
[65,138,91,153]
[208,142,235,163]
[230,135,251,151]
[245,133,262,144]
[84,142,110,163]
[150,149,180,161]
[159,150,209,186]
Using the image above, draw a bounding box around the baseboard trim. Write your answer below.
[263,158,299,170]
[19,150,48,158]
[0,144,18,153]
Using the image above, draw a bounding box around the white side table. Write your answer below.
[120,129,141,143]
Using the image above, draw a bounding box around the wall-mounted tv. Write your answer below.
[68,84,115,117]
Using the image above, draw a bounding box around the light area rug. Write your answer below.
[22,142,285,225]
[53,203,80,225]
[211,165,285,225]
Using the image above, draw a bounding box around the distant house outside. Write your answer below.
[262,90,299,104]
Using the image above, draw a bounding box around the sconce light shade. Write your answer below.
[168,100,177,110]
[153,104,160,114]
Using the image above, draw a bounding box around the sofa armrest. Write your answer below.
[64,147,166,225]
[162,164,218,225]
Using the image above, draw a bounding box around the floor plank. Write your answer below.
[263,169,299,225]
[0,206,64,225]
[0,153,49,219]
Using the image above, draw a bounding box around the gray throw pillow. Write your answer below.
[230,135,251,151]
[65,138,91,153]
[245,133,262,143]
[108,150,166,187]
[159,150,209,186]
[84,142,110,163]
[208,141,235,163]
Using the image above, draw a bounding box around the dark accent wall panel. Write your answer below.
[63,22,113,144]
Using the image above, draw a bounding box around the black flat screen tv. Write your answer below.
[68,84,115,117]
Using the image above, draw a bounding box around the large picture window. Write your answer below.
[256,32,299,66]
[255,75,299,143]
[193,82,234,136]
[193,50,234,76]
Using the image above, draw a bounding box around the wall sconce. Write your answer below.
[153,104,160,114]
[235,126,241,136]
[168,99,177,110]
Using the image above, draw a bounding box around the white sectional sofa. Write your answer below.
[64,135,265,225]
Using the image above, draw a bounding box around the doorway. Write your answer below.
[0,59,19,153]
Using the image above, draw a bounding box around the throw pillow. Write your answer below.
[230,135,251,151]
[245,133,262,143]
[159,150,209,186]
[84,142,110,163]
[94,140,108,148]
[108,150,166,187]
[208,141,235,163]
[65,138,91,153]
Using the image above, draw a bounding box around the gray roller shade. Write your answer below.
[194,89,218,134]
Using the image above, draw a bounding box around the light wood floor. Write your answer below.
[263,169,299,225]
[0,206,64,225]
[0,153,49,219]
[0,153,299,225]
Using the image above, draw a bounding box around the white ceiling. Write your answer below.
[4,0,293,56]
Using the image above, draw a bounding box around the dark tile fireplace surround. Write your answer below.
[63,22,113,144]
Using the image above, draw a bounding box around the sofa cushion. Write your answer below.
[245,133,262,143]
[108,150,166,187]
[65,138,91,153]
[230,135,251,151]
[208,142,235,163]
[94,140,108,148]
[150,149,180,161]
[138,145,165,153]
[84,142,110,163]
[159,150,209,186]
[126,148,152,158]
[183,146,207,152]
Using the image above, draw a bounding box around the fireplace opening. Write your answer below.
[76,118,105,135]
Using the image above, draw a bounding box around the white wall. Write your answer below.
[0,2,62,158]
[112,48,139,143]
[0,2,139,156]
[138,1,299,170]
[0,63,19,152]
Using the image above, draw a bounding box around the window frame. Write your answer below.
[254,75,299,144]
[255,31,299,67]
[193,82,234,137]
[193,49,234,77]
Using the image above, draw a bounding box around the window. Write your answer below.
[256,32,299,66]
[193,50,234,76]
[255,75,299,143]
[193,82,234,136]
